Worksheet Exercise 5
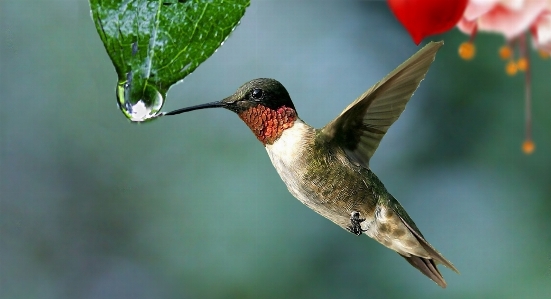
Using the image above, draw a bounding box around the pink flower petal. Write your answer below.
[463,2,496,20]
[534,12,551,53]
[477,0,547,39]
[498,0,528,10]
[457,17,478,34]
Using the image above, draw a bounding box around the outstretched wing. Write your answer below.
[320,41,443,168]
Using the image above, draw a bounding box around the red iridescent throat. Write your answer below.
[238,105,297,145]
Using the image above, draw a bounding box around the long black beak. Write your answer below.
[162,101,227,116]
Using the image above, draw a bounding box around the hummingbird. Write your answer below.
[163,41,458,287]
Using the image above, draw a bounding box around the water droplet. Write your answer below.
[117,76,165,122]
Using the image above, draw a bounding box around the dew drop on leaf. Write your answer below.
[117,77,165,122]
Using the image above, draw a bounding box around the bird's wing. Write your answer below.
[319,41,443,168]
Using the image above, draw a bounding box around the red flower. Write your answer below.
[388,0,468,44]
[387,0,550,154]
[455,0,551,154]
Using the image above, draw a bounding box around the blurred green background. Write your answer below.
[1,1,550,298]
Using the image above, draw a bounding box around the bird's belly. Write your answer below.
[265,125,374,228]
[269,157,353,227]
[265,141,322,205]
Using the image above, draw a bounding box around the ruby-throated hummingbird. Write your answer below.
[163,41,458,287]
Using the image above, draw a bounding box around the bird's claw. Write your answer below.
[347,211,366,236]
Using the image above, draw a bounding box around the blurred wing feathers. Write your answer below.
[320,41,443,167]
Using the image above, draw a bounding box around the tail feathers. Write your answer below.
[399,215,460,274]
[396,214,459,288]
[400,254,447,288]
[416,236,459,273]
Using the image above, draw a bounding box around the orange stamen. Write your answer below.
[517,57,528,71]
[458,42,476,60]
[505,60,518,76]
[520,33,533,155]
[522,139,535,154]
[499,45,512,60]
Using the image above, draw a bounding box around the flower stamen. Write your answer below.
[459,41,476,60]
[506,60,518,76]
[516,57,528,72]
[499,45,512,60]
[520,33,534,155]
[459,26,477,60]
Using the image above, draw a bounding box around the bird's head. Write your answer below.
[165,78,298,145]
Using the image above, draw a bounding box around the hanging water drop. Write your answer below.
[116,75,165,122]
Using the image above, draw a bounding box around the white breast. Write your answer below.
[266,119,310,161]
[265,119,361,228]
[265,119,314,203]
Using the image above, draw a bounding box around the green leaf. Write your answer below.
[89,0,250,122]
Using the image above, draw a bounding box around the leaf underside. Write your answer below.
[90,0,250,94]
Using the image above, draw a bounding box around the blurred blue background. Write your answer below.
[1,1,550,298]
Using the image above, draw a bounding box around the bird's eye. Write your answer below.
[251,88,263,100]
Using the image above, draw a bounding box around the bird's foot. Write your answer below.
[347,211,366,236]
